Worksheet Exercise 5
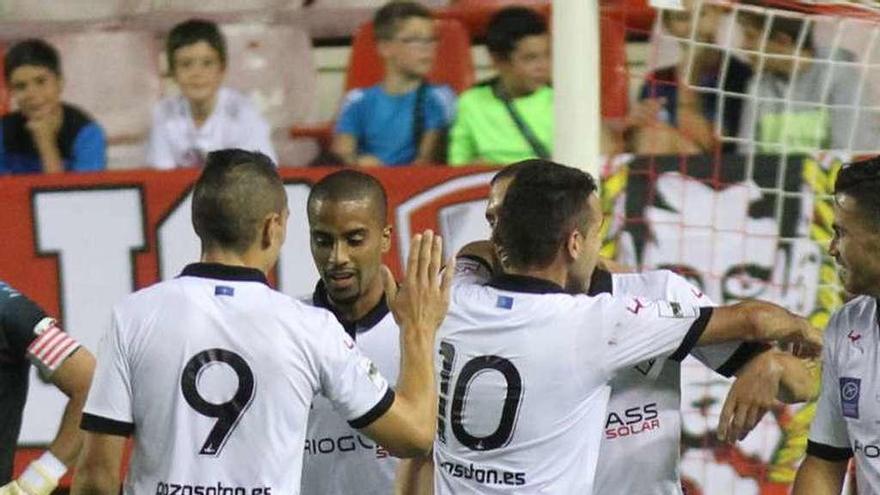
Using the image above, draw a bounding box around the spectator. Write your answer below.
[447,7,623,166]
[0,39,106,174]
[147,19,277,169]
[736,10,879,153]
[330,1,455,167]
[630,2,753,154]
[448,7,552,166]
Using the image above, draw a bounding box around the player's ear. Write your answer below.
[565,228,582,261]
[381,225,392,253]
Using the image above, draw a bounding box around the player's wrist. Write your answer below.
[17,451,65,495]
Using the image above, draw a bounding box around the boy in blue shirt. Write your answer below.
[1,39,106,174]
[331,1,455,167]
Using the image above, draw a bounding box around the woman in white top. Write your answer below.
[146,19,277,169]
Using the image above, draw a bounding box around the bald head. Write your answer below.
[307,170,388,225]
[192,149,287,254]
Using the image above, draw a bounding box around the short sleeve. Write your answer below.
[663,273,767,377]
[807,324,853,461]
[598,294,713,373]
[146,106,177,170]
[70,123,107,171]
[0,282,50,357]
[334,89,366,139]
[315,312,393,429]
[81,310,135,436]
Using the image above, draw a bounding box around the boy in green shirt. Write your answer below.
[448,7,552,166]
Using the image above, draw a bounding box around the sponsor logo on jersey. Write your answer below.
[304,434,390,459]
[847,330,862,344]
[155,480,271,495]
[840,377,861,419]
[605,402,660,439]
[438,461,526,486]
[657,301,698,319]
[627,298,647,315]
[854,440,880,458]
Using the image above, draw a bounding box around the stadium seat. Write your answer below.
[222,23,320,166]
[46,30,161,169]
[290,17,474,153]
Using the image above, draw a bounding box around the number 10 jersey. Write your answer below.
[81,263,393,495]
[433,264,713,494]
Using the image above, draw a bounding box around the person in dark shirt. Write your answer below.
[1,39,106,174]
[630,2,752,154]
[0,281,94,495]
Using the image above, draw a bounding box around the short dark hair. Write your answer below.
[192,149,285,254]
[374,1,433,41]
[307,170,388,224]
[490,161,531,185]
[167,19,227,71]
[485,6,548,61]
[835,156,880,228]
[737,6,814,52]
[495,159,598,269]
[4,39,61,82]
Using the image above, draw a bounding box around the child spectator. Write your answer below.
[1,39,106,174]
[147,19,277,169]
[330,1,455,167]
[736,9,880,153]
[448,7,553,166]
[630,2,753,154]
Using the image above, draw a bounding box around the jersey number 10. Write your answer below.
[181,348,256,456]
[437,341,523,451]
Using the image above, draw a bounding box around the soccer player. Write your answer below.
[71,149,452,495]
[432,160,820,494]
[300,170,401,493]
[792,158,880,494]
[0,282,95,495]
[398,162,816,495]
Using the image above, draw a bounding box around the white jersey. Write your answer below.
[146,87,277,169]
[808,296,880,494]
[590,270,763,495]
[299,283,401,495]
[82,263,392,495]
[433,259,714,494]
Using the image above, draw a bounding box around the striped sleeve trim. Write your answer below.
[806,440,853,461]
[26,318,81,376]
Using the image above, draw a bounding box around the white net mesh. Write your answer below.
[603,1,880,493]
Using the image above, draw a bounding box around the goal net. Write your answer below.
[600,1,880,493]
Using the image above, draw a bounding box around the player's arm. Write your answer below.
[330,133,359,166]
[697,301,822,353]
[791,455,848,495]
[358,231,453,457]
[47,348,96,466]
[70,433,126,495]
[413,129,442,164]
[395,456,434,495]
[716,348,817,442]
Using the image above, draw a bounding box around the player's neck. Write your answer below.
[332,279,386,323]
[383,71,422,95]
[199,250,270,278]
[504,264,568,290]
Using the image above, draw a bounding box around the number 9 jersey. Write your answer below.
[81,263,394,495]
[433,259,713,494]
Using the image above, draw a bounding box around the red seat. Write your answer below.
[291,17,474,148]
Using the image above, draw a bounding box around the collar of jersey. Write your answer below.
[487,274,565,294]
[312,281,390,339]
[587,269,613,296]
[179,263,269,286]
